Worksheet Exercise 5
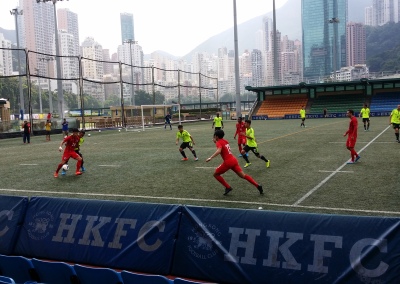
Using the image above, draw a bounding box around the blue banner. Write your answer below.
[172,206,400,284]
[250,111,392,120]
[0,195,28,254]
[14,197,180,274]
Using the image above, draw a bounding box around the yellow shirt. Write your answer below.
[45,122,51,131]
[360,108,370,118]
[390,109,400,124]
[300,109,306,118]
[246,128,257,147]
[213,117,223,127]
[176,130,192,143]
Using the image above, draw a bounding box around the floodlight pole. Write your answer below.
[328,17,340,82]
[40,57,55,114]
[10,8,24,119]
[273,0,279,86]
[35,68,43,113]
[37,0,65,118]
[233,0,241,119]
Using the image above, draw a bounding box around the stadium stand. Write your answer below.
[0,255,39,283]
[74,264,123,284]
[256,95,308,118]
[0,276,15,284]
[309,93,366,114]
[31,258,79,284]
[370,92,400,112]
[174,278,204,284]
[121,270,172,283]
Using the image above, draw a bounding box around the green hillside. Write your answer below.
[366,22,400,72]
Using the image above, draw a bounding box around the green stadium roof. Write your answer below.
[245,77,400,92]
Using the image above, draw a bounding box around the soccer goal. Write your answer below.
[127,104,181,131]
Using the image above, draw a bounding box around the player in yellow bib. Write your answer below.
[45,120,51,141]
[176,125,198,161]
[359,104,370,131]
[300,106,306,128]
[212,113,224,130]
[389,105,400,142]
[241,120,270,168]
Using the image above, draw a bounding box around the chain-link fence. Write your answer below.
[0,47,218,134]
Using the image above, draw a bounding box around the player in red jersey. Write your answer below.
[234,117,247,157]
[54,128,83,177]
[343,109,360,164]
[206,129,263,195]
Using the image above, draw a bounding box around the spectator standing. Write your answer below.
[22,120,31,144]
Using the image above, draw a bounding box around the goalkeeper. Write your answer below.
[165,112,172,130]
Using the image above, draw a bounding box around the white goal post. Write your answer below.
[139,104,181,131]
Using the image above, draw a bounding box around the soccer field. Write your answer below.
[1,116,399,217]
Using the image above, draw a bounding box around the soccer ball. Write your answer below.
[62,164,69,171]
[98,130,101,133]
[118,129,121,132]
[88,133,91,137]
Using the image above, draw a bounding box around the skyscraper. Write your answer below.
[19,0,56,73]
[346,22,366,66]
[57,8,79,56]
[365,6,373,26]
[120,13,134,43]
[302,0,347,79]
[0,34,13,76]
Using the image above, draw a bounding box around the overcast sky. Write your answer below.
[1,0,288,56]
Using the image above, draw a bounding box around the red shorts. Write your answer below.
[346,138,357,148]
[215,159,242,175]
[237,136,246,145]
[62,150,80,162]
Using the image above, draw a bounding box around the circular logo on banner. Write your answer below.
[27,211,55,241]
[187,223,222,259]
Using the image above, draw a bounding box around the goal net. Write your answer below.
[126,104,181,132]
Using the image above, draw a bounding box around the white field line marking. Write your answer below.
[329,141,393,144]
[98,165,120,167]
[0,188,399,216]
[318,170,353,173]
[195,167,216,169]
[19,164,39,166]
[293,125,391,206]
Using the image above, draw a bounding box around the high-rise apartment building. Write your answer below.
[55,29,79,93]
[57,8,79,56]
[265,30,282,85]
[346,22,366,66]
[365,6,373,25]
[120,13,134,43]
[372,0,396,26]
[81,37,104,102]
[19,0,56,73]
[262,16,273,52]
[302,0,347,79]
[0,34,13,76]
[251,49,263,87]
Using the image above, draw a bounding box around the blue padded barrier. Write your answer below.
[171,206,400,284]
[0,195,28,254]
[14,196,181,275]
